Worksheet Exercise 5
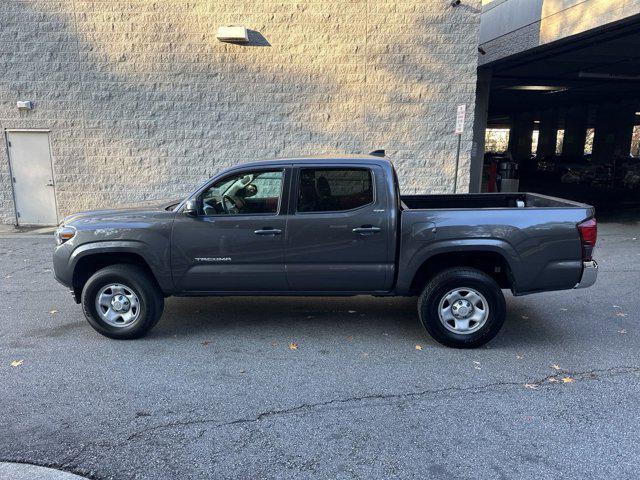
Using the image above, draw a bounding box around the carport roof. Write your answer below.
[486,16,640,122]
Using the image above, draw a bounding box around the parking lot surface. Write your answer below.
[1,221,639,479]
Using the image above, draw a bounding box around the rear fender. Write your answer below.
[397,239,521,294]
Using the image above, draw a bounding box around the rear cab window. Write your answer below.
[296,168,374,213]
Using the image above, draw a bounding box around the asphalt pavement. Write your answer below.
[0,220,638,479]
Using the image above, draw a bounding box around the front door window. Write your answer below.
[200,170,283,216]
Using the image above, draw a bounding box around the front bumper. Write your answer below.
[52,243,74,289]
[574,260,598,289]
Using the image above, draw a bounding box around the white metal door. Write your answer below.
[6,130,58,226]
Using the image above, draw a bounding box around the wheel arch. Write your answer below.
[407,249,516,295]
[70,242,169,302]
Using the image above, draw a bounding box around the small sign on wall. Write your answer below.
[452,104,466,194]
[455,104,466,134]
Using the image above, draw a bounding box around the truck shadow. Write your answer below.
[151,294,558,348]
[154,295,422,340]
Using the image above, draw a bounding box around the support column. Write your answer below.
[469,68,492,193]
[508,112,535,174]
[562,106,588,160]
[592,103,636,163]
[536,109,558,159]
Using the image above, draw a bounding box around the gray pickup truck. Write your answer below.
[53,155,598,348]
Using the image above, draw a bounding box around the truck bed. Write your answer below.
[401,192,589,210]
[397,192,594,296]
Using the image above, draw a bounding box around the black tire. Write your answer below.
[81,264,164,339]
[417,268,506,349]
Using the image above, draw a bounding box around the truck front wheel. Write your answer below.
[81,264,164,339]
[418,268,505,348]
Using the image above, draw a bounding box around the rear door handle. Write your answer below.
[254,228,282,236]
[352,226,382,235]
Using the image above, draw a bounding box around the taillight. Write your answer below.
[577,218,597,261]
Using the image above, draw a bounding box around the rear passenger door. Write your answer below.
[285,165,392,292]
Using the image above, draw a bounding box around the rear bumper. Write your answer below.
[574,260,598,289]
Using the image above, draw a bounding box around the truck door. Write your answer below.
[171,167,290,292]
[285,165,393,292]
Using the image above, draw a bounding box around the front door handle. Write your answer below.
[352,226,382,235]
[254,228,282,236]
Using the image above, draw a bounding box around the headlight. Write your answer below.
[54,225,76,245]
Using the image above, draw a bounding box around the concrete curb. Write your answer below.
[0,462,87,479]
[0,225,55,239]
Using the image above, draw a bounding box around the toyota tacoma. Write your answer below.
[53,155,598,348]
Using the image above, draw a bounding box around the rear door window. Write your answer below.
[297,168,373,213]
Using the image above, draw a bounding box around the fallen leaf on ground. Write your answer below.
[562,376,575,383]
[49,309,58,315]
[360,352,369,357]
[516,353,524,360]
[524,383,539,390]
[415,345,422,351]
[10,360,23,367]
[346,335,353,341]
[551,364,561,370]
[271,341,278,347]
[201,340,210,346]
[289,342,299,350]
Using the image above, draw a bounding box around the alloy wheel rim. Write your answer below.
[437,287,489,335]
[95,283,140,327]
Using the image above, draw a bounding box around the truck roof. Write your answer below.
[230,154,393,170]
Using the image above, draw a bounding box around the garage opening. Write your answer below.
[480,18,640,214]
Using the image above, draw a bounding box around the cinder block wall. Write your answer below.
[0,0,481,224]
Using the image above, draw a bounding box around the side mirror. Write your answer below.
[184,199,199,217]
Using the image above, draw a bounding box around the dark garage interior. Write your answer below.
[482,17,640,214]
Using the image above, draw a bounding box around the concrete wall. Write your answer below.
[0,0,481,224]
[479,0,640,65]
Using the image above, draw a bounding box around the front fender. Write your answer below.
[67,240,173,294]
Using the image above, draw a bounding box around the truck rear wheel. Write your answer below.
[81,264,164,339]
[417,268,505,348]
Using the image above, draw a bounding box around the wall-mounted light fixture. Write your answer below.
[478,46,486,55]
[16,100,33,111]
[216,26,249,43]
[505,85,566,92]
